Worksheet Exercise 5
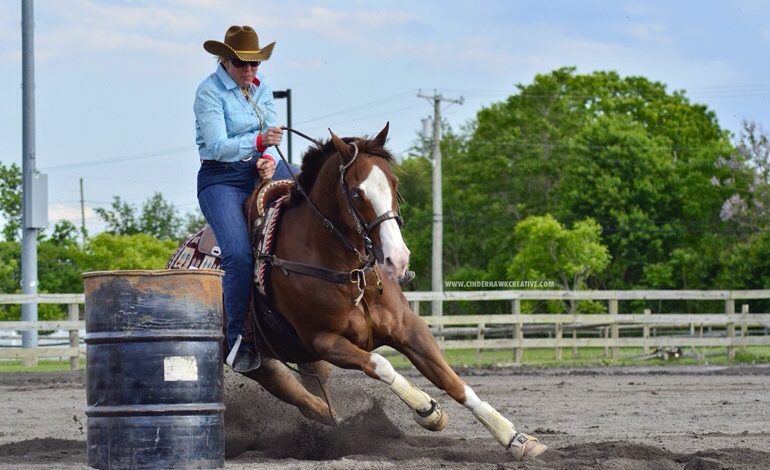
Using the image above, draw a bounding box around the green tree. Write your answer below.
[0,162,22,242]
[181,209,206,239]
[83,232,178,271]
[428,67,739,291]
[95,193,184,240]
[508,215,610,313]
[48,220,80,246]
[95,196,139,235]
[139,192,183,240]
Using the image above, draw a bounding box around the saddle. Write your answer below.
[166,179,317,363]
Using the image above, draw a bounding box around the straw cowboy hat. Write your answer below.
[203,25,275,61]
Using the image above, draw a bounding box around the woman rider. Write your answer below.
[194,25,292,372]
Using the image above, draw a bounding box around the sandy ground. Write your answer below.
[1,364,769,469]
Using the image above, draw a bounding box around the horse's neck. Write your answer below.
[280,196,364,269]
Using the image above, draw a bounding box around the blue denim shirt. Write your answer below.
[194,64,278,162]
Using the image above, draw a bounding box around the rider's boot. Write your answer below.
[226,335,261,373]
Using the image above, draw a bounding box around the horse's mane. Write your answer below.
[288,136,395,204]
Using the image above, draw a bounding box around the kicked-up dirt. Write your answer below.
[0,364,769,469]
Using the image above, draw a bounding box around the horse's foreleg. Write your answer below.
[243,357,337,426]
[312,333,447,431]
[392,314,547,460]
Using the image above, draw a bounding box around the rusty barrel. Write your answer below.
[83,270,225,470]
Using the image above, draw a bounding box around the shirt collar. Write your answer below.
[215,63,239,90]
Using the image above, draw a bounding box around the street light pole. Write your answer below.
[272,89,292,164]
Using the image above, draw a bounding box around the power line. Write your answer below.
[42,145,194,171]
[294,91,415,125]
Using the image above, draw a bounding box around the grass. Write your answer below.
[384,346,770,369]
[1,347,769,374]
[0,358,86,373]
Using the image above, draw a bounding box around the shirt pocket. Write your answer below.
[223,102,255,136]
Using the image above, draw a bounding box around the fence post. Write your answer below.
[572,329,578,357]
[68,303,80,370]
[512,300,522,365]
[741,304,749,339]
[643,308,651,355]
[410,300,420,315]
[609,299,619,359]
[726,299,735,361]
[476,322,485,362]
[555,321,562,361]
[699,323,705,361]
[603,327,609,357]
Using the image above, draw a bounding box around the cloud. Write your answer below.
[292,5,414,43]
[48,203,95,225]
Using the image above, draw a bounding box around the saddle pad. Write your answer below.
[165,225,221,270]
[254,194,289,296]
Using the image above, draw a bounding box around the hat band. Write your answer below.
[233,49,262,53]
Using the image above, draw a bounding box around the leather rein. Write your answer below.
[256,127,403,308]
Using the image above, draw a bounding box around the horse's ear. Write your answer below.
[329,128,351,160]
[374,122,389,148]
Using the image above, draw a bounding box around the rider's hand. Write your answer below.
[262,127,283,147]
[257,157,276,180]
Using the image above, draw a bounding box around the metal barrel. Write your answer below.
[83,270,225,470]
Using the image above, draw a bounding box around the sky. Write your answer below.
[2,0,770,235]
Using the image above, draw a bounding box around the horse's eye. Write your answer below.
[351,189,361,200]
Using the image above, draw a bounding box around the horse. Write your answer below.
[169,124,546,461]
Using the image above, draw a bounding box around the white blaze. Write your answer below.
[359,165,410,278]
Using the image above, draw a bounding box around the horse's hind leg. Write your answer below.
[297,360,334,405]
[388,313,547,460]
[243,357,337,425]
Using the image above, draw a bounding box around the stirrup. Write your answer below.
[226,335,261,373]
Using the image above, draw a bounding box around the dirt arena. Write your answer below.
[1,364,769,469]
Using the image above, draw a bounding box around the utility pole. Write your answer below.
[21,0,48,367]
[417,90,463,324]
[80,177,86,245]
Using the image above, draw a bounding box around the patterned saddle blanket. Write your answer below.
[166,180,316,363]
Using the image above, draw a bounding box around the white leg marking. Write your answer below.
[463,385,516,447]
[359,165,410,277]
[370,352,396,384]
[370,353,432,412]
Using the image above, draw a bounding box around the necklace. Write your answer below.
[242,86,266,131]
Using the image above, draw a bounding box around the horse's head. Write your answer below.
[296,123,410,281]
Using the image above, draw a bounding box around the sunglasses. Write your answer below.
[230,57,261,68]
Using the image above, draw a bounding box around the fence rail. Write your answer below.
[2,290,770,368]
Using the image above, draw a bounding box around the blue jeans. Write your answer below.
[197,158,298,348]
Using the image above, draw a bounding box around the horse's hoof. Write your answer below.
[413,402,448,431]
[508,433,547,461]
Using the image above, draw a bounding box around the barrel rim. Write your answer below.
[82,269,224,279]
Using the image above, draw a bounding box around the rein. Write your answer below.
[261,127,401,305]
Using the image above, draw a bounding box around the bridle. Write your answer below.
[257,127,404,306]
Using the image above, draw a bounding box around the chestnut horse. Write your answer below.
[197,125,545,460]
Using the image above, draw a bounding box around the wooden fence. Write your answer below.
[404,290,770,363]
[2,290,770,369]
[0,294,84,369]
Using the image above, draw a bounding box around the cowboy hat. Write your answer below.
[203,25,275,61]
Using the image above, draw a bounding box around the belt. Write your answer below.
[200,156,253,167]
